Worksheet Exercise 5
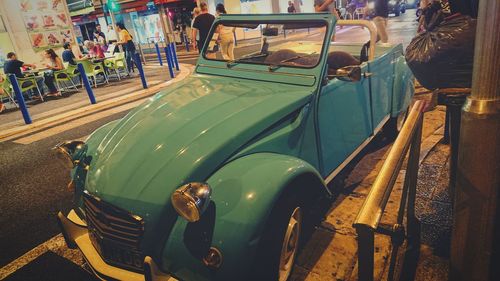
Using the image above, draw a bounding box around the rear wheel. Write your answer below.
[395,8,401,16]
[249,194,304,281]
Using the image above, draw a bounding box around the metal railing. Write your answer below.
[353,100,426,281]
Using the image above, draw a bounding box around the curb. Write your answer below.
[0,64,194,141]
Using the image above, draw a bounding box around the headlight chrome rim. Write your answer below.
[171,182,212,222]
[52,140,86,169]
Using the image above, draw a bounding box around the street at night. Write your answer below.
[1,1,498,281]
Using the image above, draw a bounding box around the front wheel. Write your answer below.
[249,195,304,281]
[395,9,401,16]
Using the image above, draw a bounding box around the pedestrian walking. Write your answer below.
[288,1,297,13]
[373,0,389,43]
[314,0,341,41]
[116,22,136,73]
[192,2,215,54]
[215,4,235,60]
[191,7,201,51]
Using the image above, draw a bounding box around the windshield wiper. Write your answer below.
[268,52,318,71]
[226,53,269,68]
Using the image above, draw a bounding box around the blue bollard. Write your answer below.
[170,43,180,71]
[8,74,32,124]
[164,46,175,79]
[133,53,148,89]
[184,34,190,52]
[154,42,163,66]
[77,63,97,104]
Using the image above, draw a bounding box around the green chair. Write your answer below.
[2,74,44,102]
[54,68,78,91]
[1,76,18,107]
[63,63,81,81]
[104,52,128,81]
[79,59,108,87]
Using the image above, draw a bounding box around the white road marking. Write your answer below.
[0,234,82,280]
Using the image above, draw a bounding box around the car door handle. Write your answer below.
[363,72,373,78]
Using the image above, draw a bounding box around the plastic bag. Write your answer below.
[405,14,476,90]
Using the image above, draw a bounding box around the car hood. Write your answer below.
[84,75,312,247]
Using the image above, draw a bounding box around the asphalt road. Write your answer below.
[0,10,418,280]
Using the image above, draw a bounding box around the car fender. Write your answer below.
[392,55,414,116]
[160,152,329,281]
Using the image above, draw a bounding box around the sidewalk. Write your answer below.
[0,63,194,141]
[291,93,451,280]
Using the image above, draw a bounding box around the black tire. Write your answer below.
[395,9,401,17]
[402,6,406,13]
[248,193,304,281]
[385,106,409,140]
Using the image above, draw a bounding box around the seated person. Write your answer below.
[3,52,45,100]
[62,42,77,65]
[42,49,63,97]
[327,51,360,75]
[84,40,105,59]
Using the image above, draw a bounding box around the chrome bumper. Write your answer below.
[57,210,174,281]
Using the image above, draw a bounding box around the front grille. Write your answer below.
[83,191,145,272]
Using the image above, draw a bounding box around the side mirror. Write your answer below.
[328,65,362,82]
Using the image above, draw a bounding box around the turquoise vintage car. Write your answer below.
[56,13,413,281]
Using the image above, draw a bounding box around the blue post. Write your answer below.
[8,74,32,124]
[154,42,163,66]
[184,33,190,52]
[164,46,175,79]
[133,53,148,89]
[170,43,179,71]
[77,63,97,104]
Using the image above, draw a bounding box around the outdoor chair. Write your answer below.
[54,68,78,92]
[104,52,128,81]
[79,59,108,88]
[1,76,17,107]
[63,63,81,86]
[2,74,44,102]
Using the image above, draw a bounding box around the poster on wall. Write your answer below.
[19,0,74,52]
[240,0,273,14]
[0,15,16,68]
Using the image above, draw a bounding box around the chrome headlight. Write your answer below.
[52,140,86,168]
[171,182,212,222]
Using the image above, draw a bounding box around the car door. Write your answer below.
[367,51,395,131]
[317,63,373,178]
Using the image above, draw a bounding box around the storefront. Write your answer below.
[0,12,15,69]
[0,0,77,67]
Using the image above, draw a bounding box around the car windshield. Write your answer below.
[203,20,327,69]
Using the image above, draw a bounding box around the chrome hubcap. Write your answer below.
[279,207,302,281]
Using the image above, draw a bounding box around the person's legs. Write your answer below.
[43,74,58,94]
[220,36,230,60]
[373,16,389,43]
[125,50,133,73]
[34,77,45,96]
[227,40,235,61]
